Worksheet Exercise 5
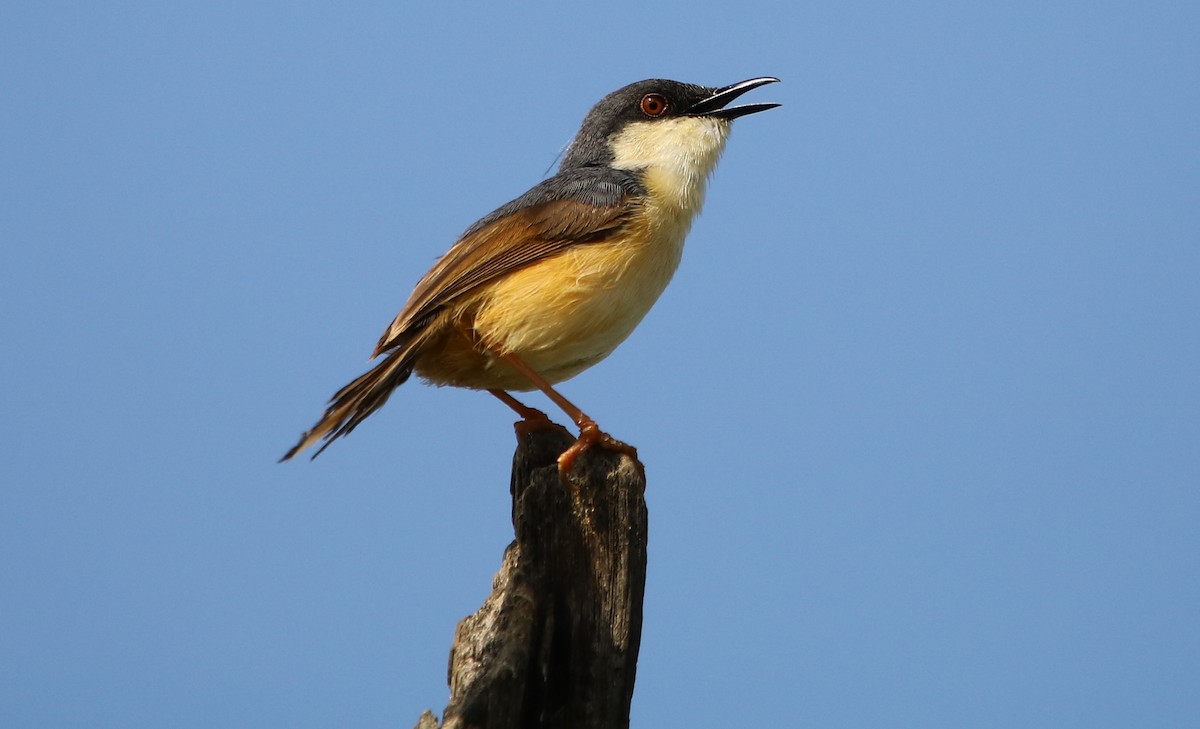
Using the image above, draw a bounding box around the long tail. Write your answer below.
[280,346,418,461]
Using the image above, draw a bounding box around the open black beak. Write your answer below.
[689,77,781,119]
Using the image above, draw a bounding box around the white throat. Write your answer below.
[607,116,731,218]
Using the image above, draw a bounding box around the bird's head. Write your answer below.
[560,77,780,177]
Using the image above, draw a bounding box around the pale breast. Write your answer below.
[469,210,689,383]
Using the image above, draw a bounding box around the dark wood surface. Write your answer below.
[417,425,648,729]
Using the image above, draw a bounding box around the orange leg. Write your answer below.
[487,389,565,439]
[494,351,639,474]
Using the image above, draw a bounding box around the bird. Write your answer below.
[281,76,779,472]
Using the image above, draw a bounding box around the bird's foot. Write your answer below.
[512,407,572,440]
[557,419,640,476]
[491,389,572,441]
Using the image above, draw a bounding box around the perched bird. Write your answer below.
[282,76,779,471]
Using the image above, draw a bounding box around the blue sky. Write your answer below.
[2,2,1197,726]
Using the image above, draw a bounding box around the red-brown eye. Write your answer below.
[640,93,669,117]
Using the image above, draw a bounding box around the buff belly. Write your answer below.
[413,217,687,391]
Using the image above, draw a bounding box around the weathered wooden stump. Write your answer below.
[416,425,648,729]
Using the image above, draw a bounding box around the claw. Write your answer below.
[556,418,639,475]
[513,408,571,440]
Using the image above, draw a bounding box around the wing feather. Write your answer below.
[372,170,642,357]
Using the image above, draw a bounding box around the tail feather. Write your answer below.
[280,347,417,462]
